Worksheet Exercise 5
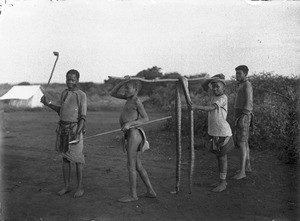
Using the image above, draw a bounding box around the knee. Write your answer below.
[236,141,246,149]
[127,162,136,172]
[218,155,227,162]
[136,162,144,172]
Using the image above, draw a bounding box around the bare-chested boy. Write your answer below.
[194,75,234,192]
[40,69,87,198]
[110,78,156,202]
[233,65,253,180]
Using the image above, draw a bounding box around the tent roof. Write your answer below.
[0,85,43,100]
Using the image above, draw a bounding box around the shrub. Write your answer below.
[160,72,299,164]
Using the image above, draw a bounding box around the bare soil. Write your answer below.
[0,111,298,221]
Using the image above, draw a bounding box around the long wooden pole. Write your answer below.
[178,77,195,193]
[189,109,195,193]
[108,76,208,83]
[174,83,182,194]
[69,116,172,144]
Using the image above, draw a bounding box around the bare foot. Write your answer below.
[246,165,252,172]
[233,172,246,180]
[118,195,138,203]
[74,189,84,198]
[236,168,252,173]
[57,187,71,196]
[209,182,219,187]
[211,182,227,192]
[139,191,157,198]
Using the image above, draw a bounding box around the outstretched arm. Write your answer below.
[40,95,60,114]
[194,104,216,112]
[109,80,129,99]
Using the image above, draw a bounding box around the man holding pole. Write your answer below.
[41,69,87,198]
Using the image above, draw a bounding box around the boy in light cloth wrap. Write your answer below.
[41,69,87,198]
[233,65,253,180]
[194,74,234,192]
[110,77,156,202]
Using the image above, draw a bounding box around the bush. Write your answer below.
[160,72,299,164]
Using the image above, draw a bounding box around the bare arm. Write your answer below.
[243,82,253,112]
[194,104,216,112]
[109,80,128,99]
[76,118,85,134]
[76,92,87,135]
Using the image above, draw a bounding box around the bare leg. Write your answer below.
[212,155,227,192]
[58,158,71,196]
[118,129,140,203]
[74,163,84,198]
[136,152,156,198]
[245,141,252,172]
[233,142,246,179]
[209,156,221,187]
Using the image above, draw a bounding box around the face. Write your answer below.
[66,73,78,90]
[211,81,224,96]
[124,83,137,98]
[235,69,246,82]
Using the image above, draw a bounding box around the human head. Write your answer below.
[201,73,226,92]
[66,69,80,90]
[66,69,80,80]
[124,80,141,97]
[210,74,226,86]
[211,81,225,96]
[235,65,248,82]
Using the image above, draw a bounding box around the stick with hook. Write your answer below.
[44,51,59,91]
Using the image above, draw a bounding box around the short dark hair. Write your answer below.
[235,65,249,75]
[66,69,80,79]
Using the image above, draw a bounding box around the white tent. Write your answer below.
[0,85,44,108]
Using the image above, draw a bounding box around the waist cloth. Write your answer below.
[123,127,150,152]
[234,112,254,143]
[55,121,85,164]
[209,136,234,157]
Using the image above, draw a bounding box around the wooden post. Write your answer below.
[189,109,195,193]
[175,83,182,193]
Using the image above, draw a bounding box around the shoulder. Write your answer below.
[76,89,86,95]
[134,97,142,105]
[221,94,228,101]
[134,97,144,107]
[244,80,252,88]
[214,94,227,102]
[76,90,87,97]
[61,89,68,96]
[75,90,87,102]
[219,94,228,104]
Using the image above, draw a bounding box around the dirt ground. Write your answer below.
[0,111,299,221]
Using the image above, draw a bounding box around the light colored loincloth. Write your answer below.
[123,127,150,152]
[55,121,85,164]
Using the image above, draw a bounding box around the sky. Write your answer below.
[0,0,299,84]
